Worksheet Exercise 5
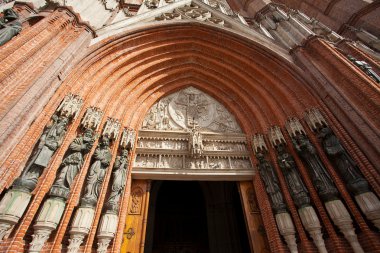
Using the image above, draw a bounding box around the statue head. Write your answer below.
[59,116,69,127]
[83,128,94,141]
[256,152,265,162]
[318,127,332,139]
[276,144,286,154]
[100,136,110,147]
[121,149,129,157]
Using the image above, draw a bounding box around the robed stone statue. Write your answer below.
[0,9,22,46]
[256,152,287,214]
[319,127,369,195]
[105,149,129,213]
[81,137,112,207]
[50,129,95,199]
[13,115,69,192]
[276,145,310,208]
[292,134,339,202]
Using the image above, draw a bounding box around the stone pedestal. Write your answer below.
[275,212,298,253]
[325,200,364,253]
[96,212,118,253]
[68,207,96,253]
[29,198,66,253]
[355,191,380,230]
[298,206,327,253]
[0,190,32,241]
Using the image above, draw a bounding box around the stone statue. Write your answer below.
[105,149,129,213]
[318,127,369,195]
[276,145,310,208]
[0,8,22,46]
[50,129,95,199]
[189,125,203,158]
[348,55,380,83]
[81,137,112,207]
[256,152,287,214]
[13,115,69,192]
[292,134,339,202]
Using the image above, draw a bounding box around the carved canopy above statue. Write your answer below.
[134,87,253,181]
[141,86,242,133]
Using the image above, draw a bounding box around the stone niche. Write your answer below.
[133,87,254,180]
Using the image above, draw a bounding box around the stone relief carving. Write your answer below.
[189,125,203,158]
[141,87,241,133]
[128,187,143,215]
[102,118,121,140]
[138,139,188,150]
[57,93,83,119]
[81,107,103,130]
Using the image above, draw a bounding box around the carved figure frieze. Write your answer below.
[141,87,241,133]
[0,8,22,46]
[80,137,112,207]
[50,129,96,200]
[138,139,188,150]
[105,149,130,213]
[203,141,246,151]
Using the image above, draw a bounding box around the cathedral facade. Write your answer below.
[0,0,379,252]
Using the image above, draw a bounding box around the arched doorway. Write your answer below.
[144,181,251,253]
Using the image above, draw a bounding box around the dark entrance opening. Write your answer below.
[144,181,251,253]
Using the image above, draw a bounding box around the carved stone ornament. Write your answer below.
[354,192,380,230]
[30,198,66,252]
[285,117,306,137]
[50,129,96,200]
[96,213,119,252]
[68,207,96,253]
[304,108,327,132]
[325,200,364,253]
[120,128,136,150]
[102,117,121,140]
[57,93,83,119]
[189,125,203,158]
[0,190,32,241]
[275,212,298,253]
[298,206,327,253]
[81,107,103,130]
[141,87,241,133]
[252,133,268,153]
[268,125,286,147]
[144,0,159,8]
